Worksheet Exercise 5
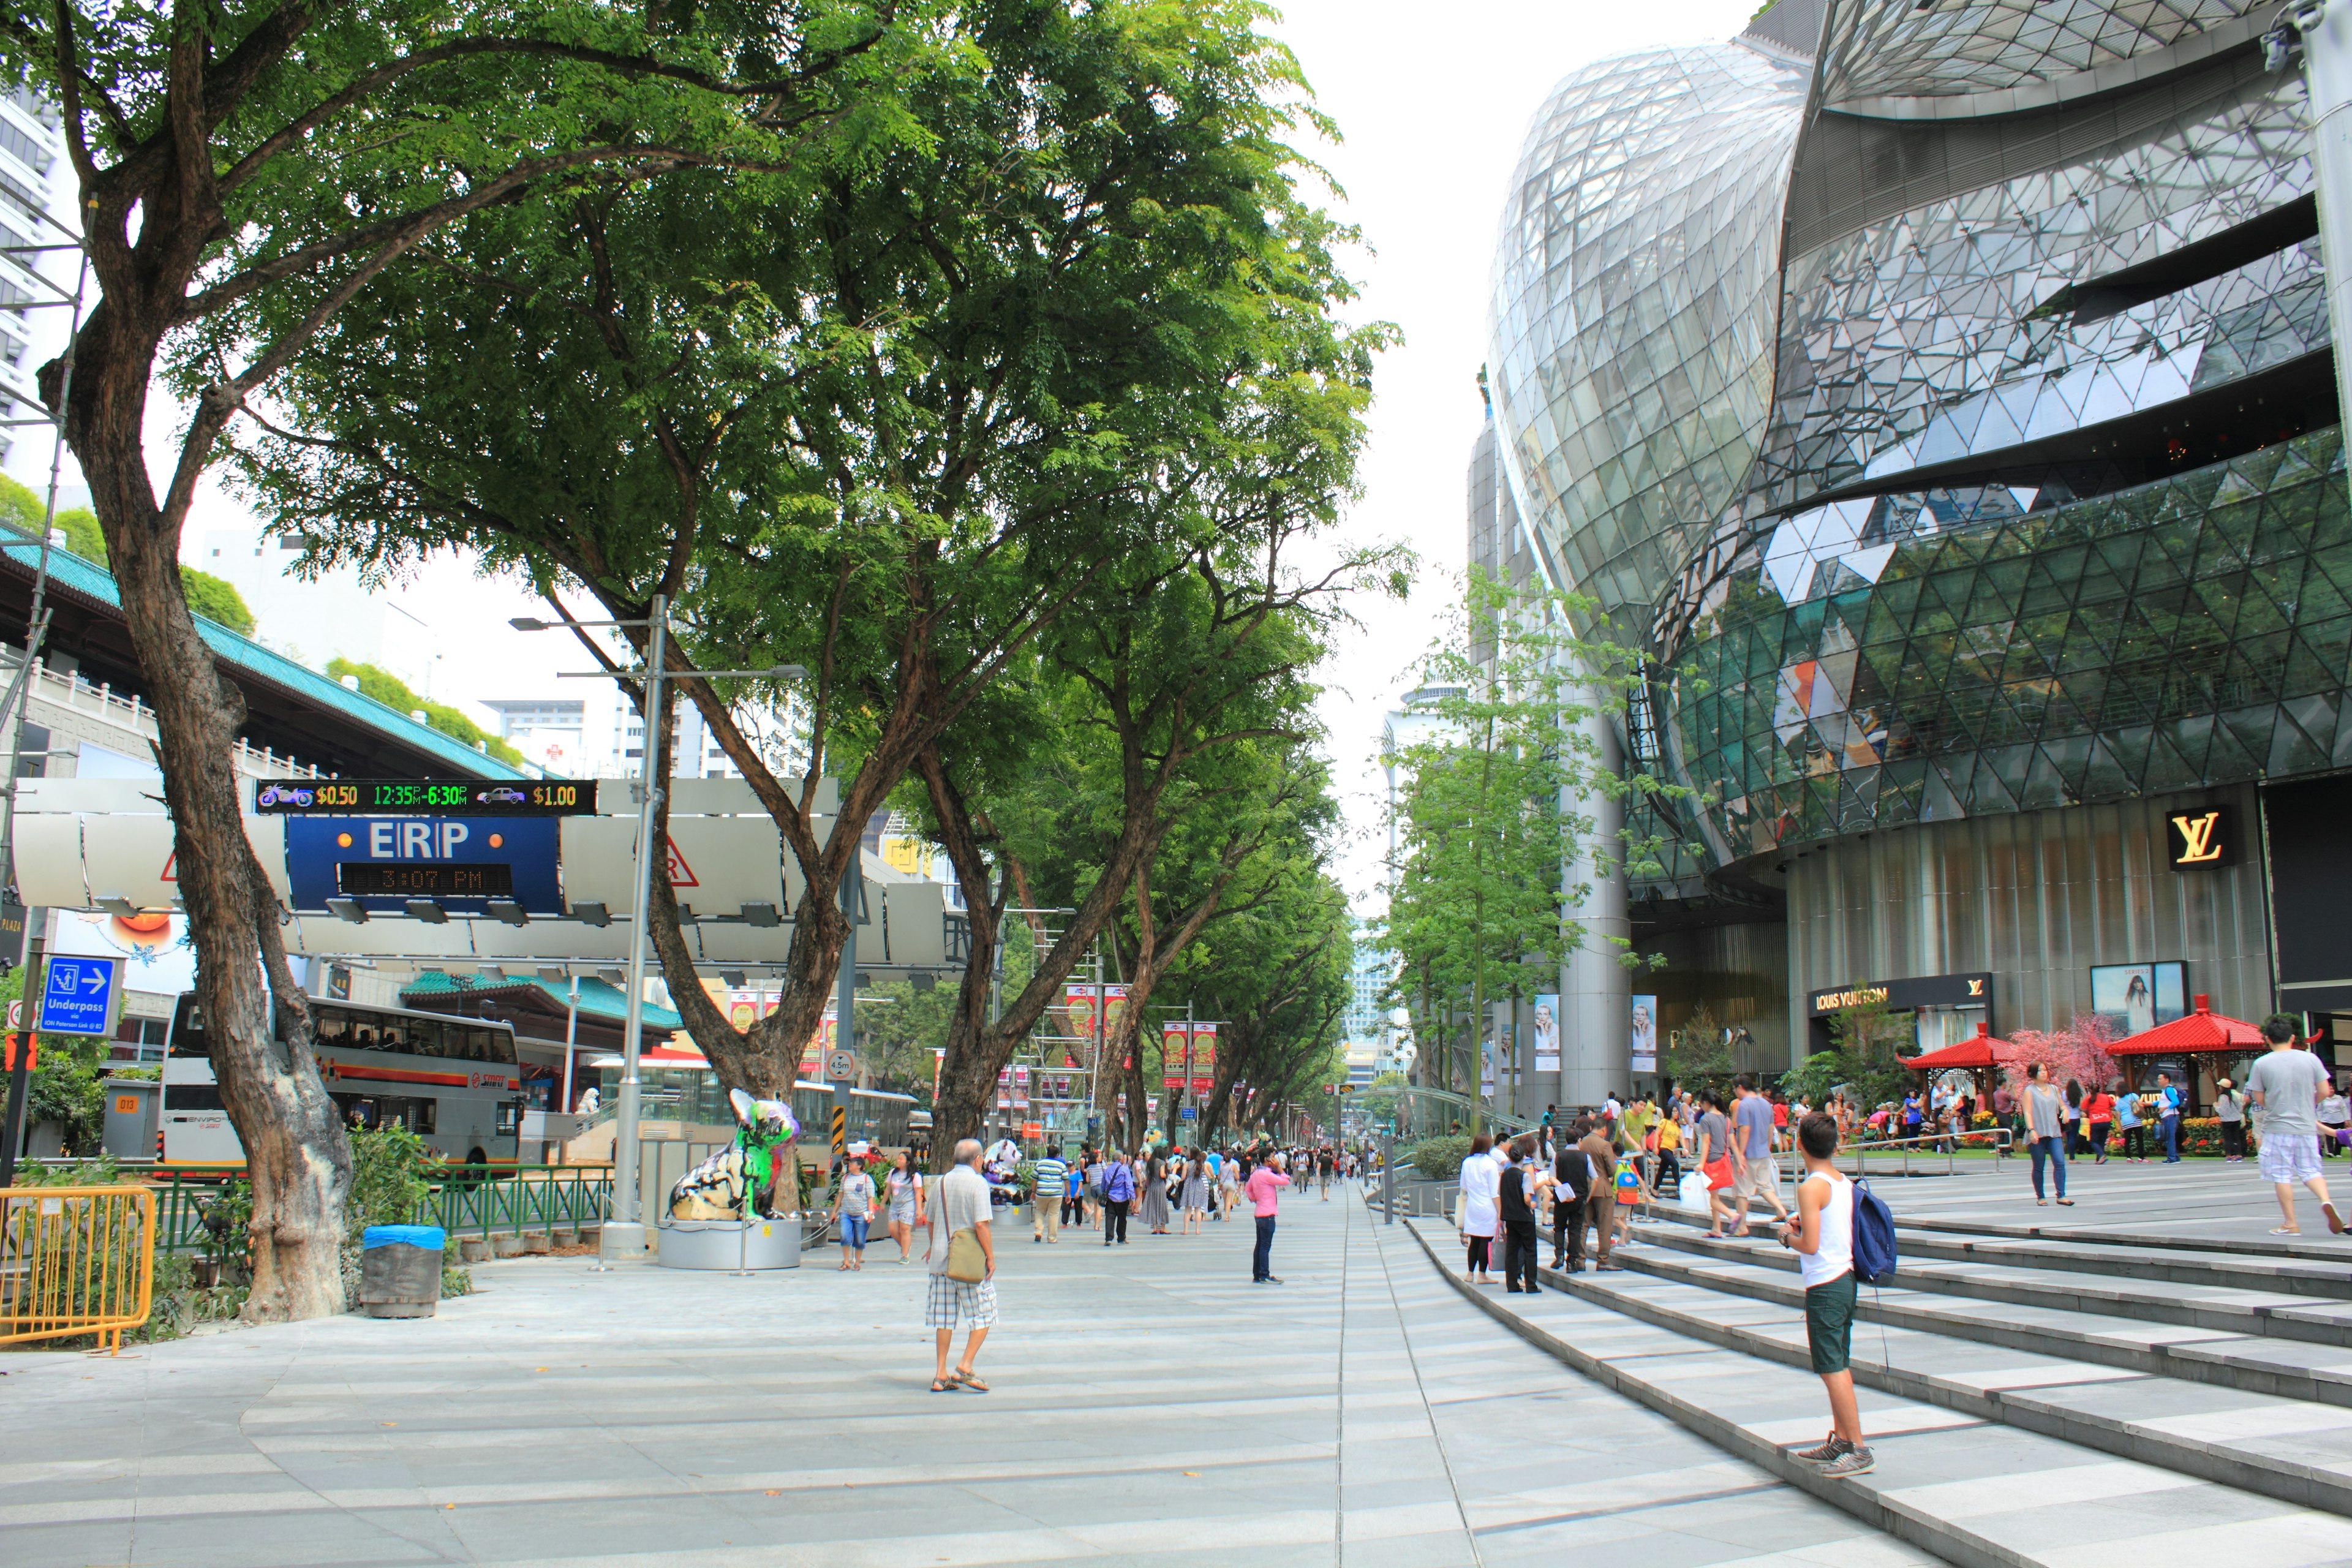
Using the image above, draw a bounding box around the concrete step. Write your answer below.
[1646,1197,2352,1299]
[1611,1225,2352,1408]
[1626,1220,2352,1347]
[1393,1217,2348,1567]
[1898,1209,2352,1268]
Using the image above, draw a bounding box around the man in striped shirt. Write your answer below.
[1031,1150,1068,1244]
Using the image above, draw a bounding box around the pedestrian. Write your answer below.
[1181,1147,1210,1234]
[2082,1082,2113,1164]
[1654,1106,1683,1188]
[2062,1080,2083,1161]
[1551,1116,1593,1270]
[1248,1150,1292,1283]
[835,1152,876,1270]
[1499,1133,1544,1294]
[926,1137,998,1394]
[1082,1148,1105,1227]
[2214,1077,2248,1162]
[2155,1071,2184,1163]
[2022,1063,2073,1207]
[1782,1111,1872,1479]
[2247,1016,2345,1235]
[1101,1147,1134,1245]
[2117,1083,2146,1161]
[1698,1090,1735,1238]
[1728,1076,1790,1237]
[1576,1116,1622,1270]
[1318,1145,1333,1201]
[1458,1131,1499,1283]
[1030,1147,1067,1245]
[884,1149,925,1264]
[1218,1148,1240,1219]
[2319,1080,2350,1159]
[1139,1148,1173,1235]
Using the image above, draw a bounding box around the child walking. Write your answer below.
[1781,1111,1872,1479]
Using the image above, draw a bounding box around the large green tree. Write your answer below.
[6,0,925,1318]
[223,0,1374,1137]
[1379,570,1675,1125]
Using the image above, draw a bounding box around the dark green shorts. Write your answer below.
[1805,1273,1858,1375]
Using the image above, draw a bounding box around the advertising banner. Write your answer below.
[1631,994,1657,1074]
[1534,993,1559,1074]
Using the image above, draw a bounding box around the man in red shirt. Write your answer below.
[1246,1152,1292,1284]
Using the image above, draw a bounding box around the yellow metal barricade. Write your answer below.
[0,1185,156,1352]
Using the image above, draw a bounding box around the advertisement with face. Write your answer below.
[1631,995,1658,1073]
[1534,994,1559,1074]
[2089,962,2185,1038]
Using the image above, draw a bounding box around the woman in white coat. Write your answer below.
[1458,1132,1501,1283]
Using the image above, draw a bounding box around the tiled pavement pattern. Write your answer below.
[1,1192,1927,1567]
[1400,1155,2352,1567]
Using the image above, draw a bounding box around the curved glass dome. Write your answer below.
[1488,44,1808,627]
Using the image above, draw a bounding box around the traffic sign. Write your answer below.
[1180,1106,1196,1120]
[37,955,123,1035]
[824,1047,858,1082]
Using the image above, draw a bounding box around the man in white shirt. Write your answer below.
[926,1139,998,1392]
[2248,1018,2343,1235]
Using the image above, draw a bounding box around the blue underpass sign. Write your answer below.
[38,954,122,1035]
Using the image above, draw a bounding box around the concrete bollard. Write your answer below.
[522,1233,551,1255]
[491,1234,528,1258]
[457,1237,492,1263]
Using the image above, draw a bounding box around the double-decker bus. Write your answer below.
[162,993,524,1169]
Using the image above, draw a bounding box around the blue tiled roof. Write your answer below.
[399,970,685,1031]
[0,538,521,780]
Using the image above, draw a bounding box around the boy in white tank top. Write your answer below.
[1781,1110,1872,1479]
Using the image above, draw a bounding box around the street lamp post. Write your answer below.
[513,604,805,1261]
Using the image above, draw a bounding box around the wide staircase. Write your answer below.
[1395,1189,2352,1566]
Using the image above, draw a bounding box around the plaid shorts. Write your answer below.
[924,1272,998,1330]
[2260,1133,2323,1185]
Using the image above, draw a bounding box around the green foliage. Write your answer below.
[178,567,255,635]
[1662,1001,1740,1088]
[326,658,522,766]
[1405,1134,1474,1184]
[853,977,956,1108]
[24,1036,111,1155]
[344,1123,443,1239]
[1381,569,1679,1106]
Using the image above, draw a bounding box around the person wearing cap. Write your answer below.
[834,1152,877,1270]
[2214,1076,2248,1163]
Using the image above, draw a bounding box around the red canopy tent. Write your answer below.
[1902,1021,2009,1072]
[2106,994,2266,1058]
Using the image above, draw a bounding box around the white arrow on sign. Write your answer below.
[82,969,105,992]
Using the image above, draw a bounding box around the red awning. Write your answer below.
[1903,1022,2008,1072]
[2107,994,2266,1057]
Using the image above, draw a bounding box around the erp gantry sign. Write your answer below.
[263,779,591,917]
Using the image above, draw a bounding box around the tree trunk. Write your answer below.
[61,315,351,1320]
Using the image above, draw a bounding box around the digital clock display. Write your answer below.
[336,862,517,897]
[256,780,597,815]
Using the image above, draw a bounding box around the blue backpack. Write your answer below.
[1851,1176,1898,1284]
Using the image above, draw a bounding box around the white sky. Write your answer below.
[15,1,1762,910]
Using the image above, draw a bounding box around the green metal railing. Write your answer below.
[146,1166,614,1256]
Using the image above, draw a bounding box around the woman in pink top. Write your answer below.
[1247,1152,1291,1284]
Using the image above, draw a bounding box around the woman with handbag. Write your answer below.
[1139,1150,1173,1234]
[1698,1090,1736,1238]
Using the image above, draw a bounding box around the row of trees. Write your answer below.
[8,0,1370,1319]
[1377,571,1673,1113]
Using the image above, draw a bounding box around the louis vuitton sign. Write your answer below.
[1807,973,1992,1018]
[2166,805,2239,870]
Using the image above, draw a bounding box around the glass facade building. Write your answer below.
[1480,0,2352,1080]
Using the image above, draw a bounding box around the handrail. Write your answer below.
[1387,1085,1540,1138]
[143,1164,614,1255]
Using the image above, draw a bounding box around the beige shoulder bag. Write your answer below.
[945,1224,987,1283]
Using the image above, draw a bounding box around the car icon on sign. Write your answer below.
[481,787,528,805]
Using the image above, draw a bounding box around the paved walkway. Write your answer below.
[6,1191,1925,1567]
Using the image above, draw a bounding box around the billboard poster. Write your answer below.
[1534,993,1559,1074]
[53,907,197,1001]
[1631,994,1658,1074]
[1161,1020,1217,1095]
[1061,982,1129,1044]
[2090,962,2186,1038]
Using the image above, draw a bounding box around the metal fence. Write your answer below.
[145,1166,614,1256]
[1,1185,156,1352]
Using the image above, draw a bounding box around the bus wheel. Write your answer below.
[465,1147,490,1184]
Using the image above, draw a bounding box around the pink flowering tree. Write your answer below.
[1998,1014,2123,1097]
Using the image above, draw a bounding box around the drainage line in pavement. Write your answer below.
[1472,1479,1789,1537]
[1366,1193,1488,1568]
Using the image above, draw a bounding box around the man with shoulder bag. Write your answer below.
[927,1139,998,1394]
[1551,1117,1593,1270]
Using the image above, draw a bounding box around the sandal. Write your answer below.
[952,1371,989,1392]
[2326,1203,2345,1235]
[930,1378,957,1393]
[2272,1226,2302,1235]
[2056,1198,2074,1206]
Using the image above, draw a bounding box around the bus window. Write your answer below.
[496,1101,522,1137]
[164,1081,225,1111]
[168,994,208,1057]
[313,1007,354,1050]
[374,1019,407,1054]
[409,1018,443,1057]
[481,1028,516,1064]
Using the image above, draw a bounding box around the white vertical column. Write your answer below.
[2297,2,2352,448]
[1559,695,1629,1106]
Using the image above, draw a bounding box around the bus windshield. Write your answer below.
[169,994,516,1064]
